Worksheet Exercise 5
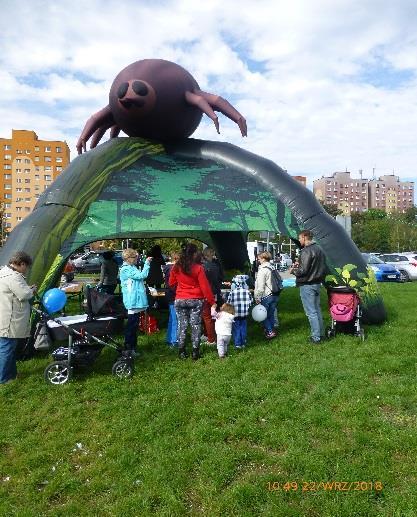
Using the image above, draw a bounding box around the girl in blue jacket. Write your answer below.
[119,249,152,354]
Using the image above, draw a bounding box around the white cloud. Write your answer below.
[0,0,416,189]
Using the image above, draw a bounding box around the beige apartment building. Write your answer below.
[368,174,414,213]
[313,171,414,214]
[1,130,70,232]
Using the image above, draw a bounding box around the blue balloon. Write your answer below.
[42,288,67,314]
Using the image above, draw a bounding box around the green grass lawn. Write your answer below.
[1,283,417,516]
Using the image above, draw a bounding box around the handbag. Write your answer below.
[33,322,53,351]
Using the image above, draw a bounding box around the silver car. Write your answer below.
[379,254,417,282]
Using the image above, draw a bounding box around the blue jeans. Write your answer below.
[261,295,279,333]
[232,317,247,347]
[0,337,18,384]
[299,284,324,341]
[125,313,140,351]
[166,303,178,346]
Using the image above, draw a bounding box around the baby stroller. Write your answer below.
[326,286,365,341]
[34,286,132,385]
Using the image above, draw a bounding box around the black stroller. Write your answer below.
[34,286,133,384]
[325,286,365,341]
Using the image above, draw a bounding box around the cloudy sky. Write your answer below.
[1,0,416,190]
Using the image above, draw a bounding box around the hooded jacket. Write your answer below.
[0,265,35,338]
[227,275,253,317]
[119,261,150,310]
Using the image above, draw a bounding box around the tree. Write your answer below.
[404,205,417,224]
[175,168,279,232]
[0,203,8,246]
[362,209,387,220]
[319,202,343,218]
[99,158,162,233]
[351,207,417,252]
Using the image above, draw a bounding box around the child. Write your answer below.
[227,274,253,349]
[211,303,235,358]
[119,249,152,355]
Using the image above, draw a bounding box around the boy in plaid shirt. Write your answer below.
[227,274,253,349]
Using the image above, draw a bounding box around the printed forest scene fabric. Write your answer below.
[71,153,300,244]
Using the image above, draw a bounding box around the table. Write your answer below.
[61,283,84,312]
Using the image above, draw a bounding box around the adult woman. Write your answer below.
[146,244,166,288]
[254,251,279,339]
[0,251,37,383]
[98,251,119,294]
[119,249,151,355]
[169,243,216,360]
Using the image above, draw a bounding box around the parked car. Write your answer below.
[361,253,401,282]
[402,252,417,261]
[379,254,417,282]
[73,250,123,273]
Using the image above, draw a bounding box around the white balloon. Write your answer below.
[252,304,267,322]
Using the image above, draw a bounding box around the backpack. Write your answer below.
[267,265,283,295]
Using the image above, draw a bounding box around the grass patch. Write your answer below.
[1,283,417,515]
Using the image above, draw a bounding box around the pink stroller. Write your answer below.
[326,286,364,341]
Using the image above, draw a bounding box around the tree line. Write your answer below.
[321,203,417,253]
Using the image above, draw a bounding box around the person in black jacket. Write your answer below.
[147,245,166,288]
[290,230,327,344]
[201,247,223,345]
[98,251,119,294]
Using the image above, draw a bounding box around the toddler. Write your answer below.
[211,303,235,358]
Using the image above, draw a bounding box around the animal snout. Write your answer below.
[120,98,145,109]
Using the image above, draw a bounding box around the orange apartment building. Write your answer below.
[292,175,307,187]
[1,130,70,233]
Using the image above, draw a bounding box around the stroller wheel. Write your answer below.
[44,361,71,385]
[112,359,134,379]
[356,329,365,341]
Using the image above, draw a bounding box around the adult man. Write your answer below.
[0,251,37,383]
[290,230,327,344]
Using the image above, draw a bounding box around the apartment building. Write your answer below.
[1,130,70,231]
[313,171,369,214]
[368,174,414,213]
[313,171,414,215]
[292,175,307,187]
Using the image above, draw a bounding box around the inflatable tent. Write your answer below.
[0,137,386,323]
